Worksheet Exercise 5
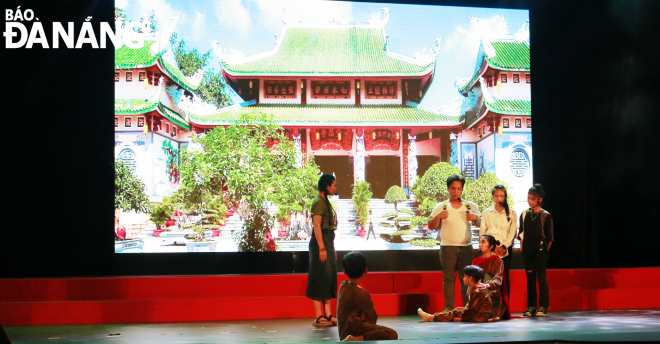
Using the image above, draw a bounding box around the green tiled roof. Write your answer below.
[115,99,192,129]
[115,40,159,69]
[159,104,192,130]
[485,99,531,116]
[114,99,158,115]
[458,40,530,94]
[222,27,435,76]
[115,40,198,92]
[160,59,198,92]
[486,41,530,71]
[188,104,459,126]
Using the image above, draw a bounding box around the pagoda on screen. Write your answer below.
[186,8,461,198]
[453,21,532,208]
[114,18,203,201]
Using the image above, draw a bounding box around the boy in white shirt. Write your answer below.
[428,175,481,312]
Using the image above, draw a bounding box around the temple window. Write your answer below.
[264,80,297,99]
[364,81,397,99]
[311,80,351,99]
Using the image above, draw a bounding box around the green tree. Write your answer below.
[198,71,232,108]
[384,185,407,211]
[171,39,231,108]
[172,39,211,76]
[148,204,170,229]
[351,181,372,229]
[272,155,321,218]
[114,7,129,30]
[178,113,315,251]
[462,173,515,213]
[115,160,150,214]
[412,162,461,205]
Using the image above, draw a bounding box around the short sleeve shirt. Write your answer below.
[310,195,337,230]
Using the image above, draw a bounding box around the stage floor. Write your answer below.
[5,309,660,343]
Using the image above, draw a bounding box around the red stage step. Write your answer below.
[1,267,658,326]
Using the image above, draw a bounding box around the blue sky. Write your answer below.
[118,0,528,109]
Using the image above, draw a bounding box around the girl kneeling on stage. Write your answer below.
[473,234,509,321]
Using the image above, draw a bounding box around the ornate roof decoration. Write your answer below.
[438,96,464,120]
[177,93,221,118]
[187,104,460,127]
[367,7,389,27]
[211,40,246,66]
[513,20,530,45]
[412,37,442,66]
[219,26,436,76]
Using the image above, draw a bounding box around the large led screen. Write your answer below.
[114,0,531,253]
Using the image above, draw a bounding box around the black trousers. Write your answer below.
[501,246,513,300]
[523,248,550,308]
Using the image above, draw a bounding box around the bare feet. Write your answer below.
[343,335,364,342]
[417,308,434,322]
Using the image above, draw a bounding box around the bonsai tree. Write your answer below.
[412,162,461,205]
[149,204,171,230]
[380,185,414,237]
[385,185,408,211]
[352,181,372,230]
[114,159,150,216]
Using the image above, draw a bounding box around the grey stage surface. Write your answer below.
[5,309,660,343]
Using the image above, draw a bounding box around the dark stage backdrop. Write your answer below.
[2,0,658,278]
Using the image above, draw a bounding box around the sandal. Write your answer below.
[326,314,338,326]
[313,315,332,327]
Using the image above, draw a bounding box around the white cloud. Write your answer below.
[210,0,354,46]
[115,0,130,10]
[135,0,185,30]
[444,15,510,67]
[191,10,207,41]
[215,0,253,39]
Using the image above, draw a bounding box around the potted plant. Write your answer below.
[149,204,171,237]
[276,207,291,238]
[184,225,218,252]
[352,181,372,237]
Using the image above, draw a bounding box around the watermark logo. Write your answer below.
[4,6,146,49]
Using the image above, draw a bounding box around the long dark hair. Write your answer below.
[492,184,510,221]
[318,174,336,220]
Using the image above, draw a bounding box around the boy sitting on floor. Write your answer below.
[338,252,398,342]
[418,265,492,323]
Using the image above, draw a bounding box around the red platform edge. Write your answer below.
[1,267,658,326]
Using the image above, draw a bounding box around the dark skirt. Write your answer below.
[306,229,337,300]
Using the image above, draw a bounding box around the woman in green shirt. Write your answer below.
[306,173,338,326]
